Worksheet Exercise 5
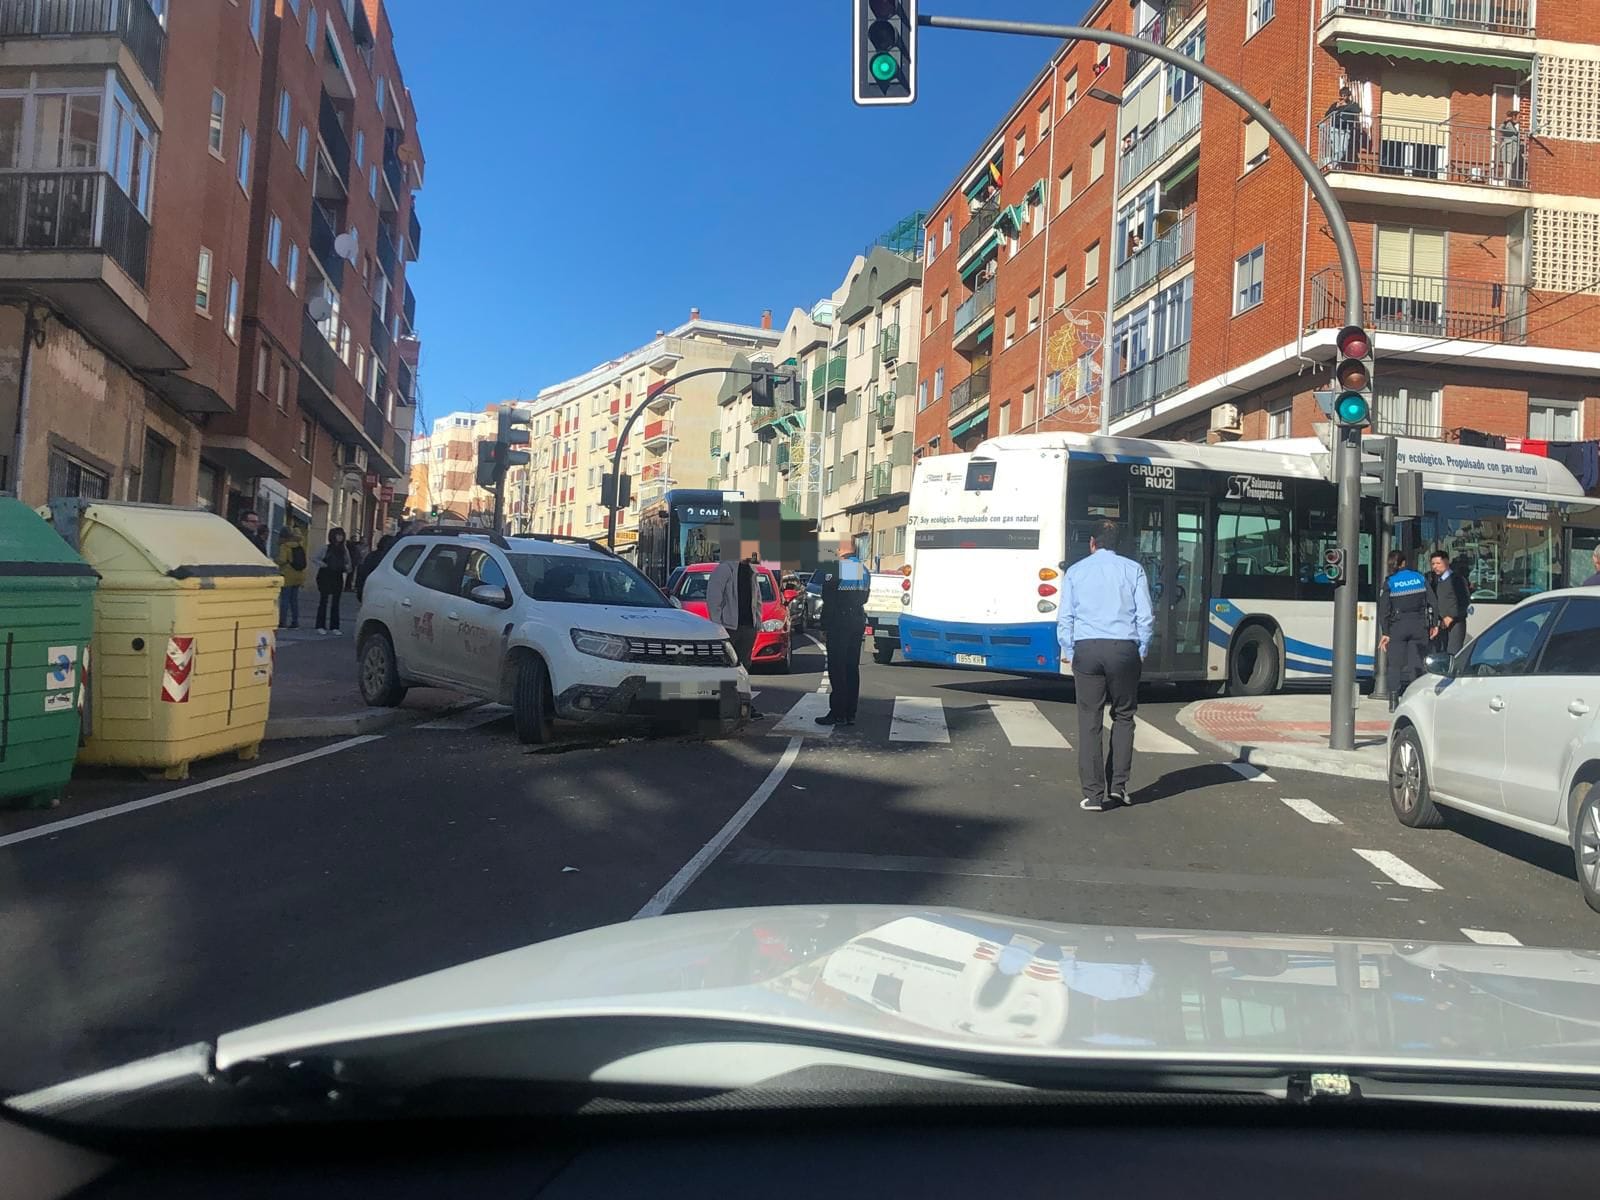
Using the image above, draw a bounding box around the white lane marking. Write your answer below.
[1280,797,1342,824]
[771,691,834,737]
[0,736,384,851]
[1228,760,1276,783]
[633,736,803,919]
[416,704,509,731]
[1355,848,1442,891]
[1461,928,1522,946]
[1132,718,1197,756]
[891,696,950,744]
[989,701,1071,749]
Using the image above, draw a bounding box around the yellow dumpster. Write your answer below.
[52,500,282,780]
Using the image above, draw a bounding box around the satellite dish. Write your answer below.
[334,228,359,262]
[307,294,333,322]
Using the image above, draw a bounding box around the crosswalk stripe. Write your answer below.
[1355,848,1442,891]
[1132,718,1196,756]
[989,701,1071,749]
[1227,761,1275,783]
[417,705,509,731]
[890,696,949,743]
[1280,797,1341,824]
[771,690,833,737]
[1461,928,1522,945]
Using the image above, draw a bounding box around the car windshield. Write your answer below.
[675,569,777,604]
[507,552,669,609]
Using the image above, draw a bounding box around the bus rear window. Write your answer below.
[965,460,996,491]
[914,528,1040,550]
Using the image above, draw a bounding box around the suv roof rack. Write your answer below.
[517,532,619,559]
[404,524,510,550]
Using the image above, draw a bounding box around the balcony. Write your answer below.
[309,201,345,287]
[403,279,416,330]
[377,221,399,280]
[1114,211,1196,306]
[0,0,166,89]
[395,358,415,406]
[810,355,846,405]
[1317,116,1529,212]
[957,200,1000,260]
[646,384,676,414]
[875,394,896,432]
[0,170,149,288]
[370,308,392,365]
[869,461,892,499]
[709,431,721,457]
[775,442,791,473]
[406,206,422,262]
[642,419,676,450]
[363,399,386,446]
[1118,89,1201,190]
[1125,0,1200,76]
[880,323,901,364]
[1109,342,1190,420]
[1319,0,1532,38]
[299,311,338,398]
[952,277,996,350]
[645,339,683,372]
[1308,267,1530,344]
[948,365,991,414]
[318,92,351,185]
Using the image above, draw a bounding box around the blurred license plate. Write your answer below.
[955,653,986,666]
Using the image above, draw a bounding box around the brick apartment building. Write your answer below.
[916,0,1600,462]
[0,0,424,552]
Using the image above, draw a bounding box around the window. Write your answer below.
[1419,490,1554,603]
[369,163,378,199]
[1464,603,1558,678]
[376,75,387,114]
[296,125,309,173]
[266,213,282,269]
[1027,290,1041,331]
[917,379,928,411]
[415,545,472,595]
[1243,116,1269,170]
[1089,136,1105,182]
[1057,166,1073,212]
[855,325,866,355]
[277,89,290,139]
[306,4,318,53]
[1021,386,1035,426]
[277,362,289,411]
[299,418,314,462]
[286,243,300,293]
[354,344,366,386]
[254,344,270,393]
[1052,267,1068,309]
[355,129,365,166]
[1247,0,1275,36]
[934,366,945,401]
[1038,98,1051,137]
[943,213,952,250]
[338,321,351,363]
[287,0,300,15]
[1084,240,1100,285]
[208,90,226,155]
[224,275,241,339]
[138,432,175,504]
[998,401,1012,436]
[939,290,949,324]
[894,525,906,556]
[1268,397,1292,439]
[107,89,153,214]
[1045,370,1063,413]
[1373,381,1440,438]
[236,126,251,192]
[1077,350,1099,397]
[926,224,936,262]
[1234,245,1265,313]
[47,451,108,501]
[249,0,262,43]
[825,465,835,494]
[1064,69,1078,107]
[390,544,425,578]
[1215,497,1294,598]
[195,247,213,313]
[1529,399,1581,441]
[1539,600,1600,675]
[1014,129,1026,166]
[1095,43,1110,75]
[1004,309,1016,348]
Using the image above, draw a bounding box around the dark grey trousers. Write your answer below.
[1072,639,1141,803]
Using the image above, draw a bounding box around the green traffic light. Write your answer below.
[870,51,898,82]
[1335,391,1369,425]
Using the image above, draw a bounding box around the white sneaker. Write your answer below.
[317,629,328,636]
[330,629,343,636]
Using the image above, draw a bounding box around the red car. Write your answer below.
[672,562,791,673]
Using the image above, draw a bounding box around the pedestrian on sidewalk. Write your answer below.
[1426,549,1469,656]
[815,533,869,728]
[1379,549,1433,712]
[237,509,269,555]
[346,537,367,592]
[314,527,350,635]
[706,534,765,719]
[356,519,414,601]
[274,525,308,629]
[1058,520,1153,812]
[1583,545,1600,587]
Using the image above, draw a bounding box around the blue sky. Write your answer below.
[389,1,1082,424]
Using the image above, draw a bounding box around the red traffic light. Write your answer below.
[1336,325,1371,360]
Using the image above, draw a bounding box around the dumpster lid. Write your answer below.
[0,497,98,578]
[76,501,277,579]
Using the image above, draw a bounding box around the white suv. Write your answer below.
[355,531,751,742]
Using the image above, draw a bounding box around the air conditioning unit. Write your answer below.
[1209,403,1242,433]
[340,443,368,471]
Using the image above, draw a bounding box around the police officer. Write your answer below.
[1379,549,1434,713]
[816,534,870,727]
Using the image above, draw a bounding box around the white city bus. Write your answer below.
[900,432,1595,693]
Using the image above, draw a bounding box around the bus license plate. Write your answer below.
[955,653,986,666]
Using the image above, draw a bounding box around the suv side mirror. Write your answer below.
[1423,652,1453,677]
[669,596,683,608]
[468,583,509,607]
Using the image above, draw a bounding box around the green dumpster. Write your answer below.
[0,497,98,808]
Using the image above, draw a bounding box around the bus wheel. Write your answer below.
[1228,625,1279,696]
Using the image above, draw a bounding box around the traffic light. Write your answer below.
[751,367,774,408]
[1333,325,1374,428]
[854,0,916,106]
[475,440,501,489]
[1322,546,1348,586]
[498,406,532,470]
[600,472,632,509]
[1362,434,1398,507]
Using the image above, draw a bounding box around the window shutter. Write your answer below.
[1381,71,1449,125]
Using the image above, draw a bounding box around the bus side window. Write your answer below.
[1215,500,1294,601]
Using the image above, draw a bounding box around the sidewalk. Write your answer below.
[1177,692,1392,781]
[267,592,478,739]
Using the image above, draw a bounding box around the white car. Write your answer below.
[1388,586,1600,909]
[355,531,751,742]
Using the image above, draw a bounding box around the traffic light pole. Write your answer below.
[605,365,793,550]
[915,13,1368,749]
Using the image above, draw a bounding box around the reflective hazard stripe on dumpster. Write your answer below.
[162,637,195,703]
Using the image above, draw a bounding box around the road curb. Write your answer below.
[1176,701,1389,782]
[264,700,482,741]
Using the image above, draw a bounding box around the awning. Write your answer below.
[1333,38,1530,72]
[958,231,999,278]
[950,405,990,439]
[1161,153,1200,190]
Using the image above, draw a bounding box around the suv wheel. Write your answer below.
[1389,725,1444,828]
[513,654,554,745]
[357,629,407,707]
[1570,778,1600,914]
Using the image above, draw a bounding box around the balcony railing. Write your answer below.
[1109,342,1190,420]
[403,280,417,330]
[1319,0,1532,35]
[395,358,415,405]
[0,171,149,287]
[1114,211,1196,305]
[1118,89,1201,188]
[880,323,900,363]
[0,0,166,86]
[949,365,991,413]
[957,200,1000,257]
[1316,115,1528,189]
[709,431,721,457]
[810,355,846,402]
[775,442,791,472]
[370,309,392,364]
[364,399,386,445]
[300,311,337,395]
[318,91,351,183]
[383,152,403,204]
[1308,267,1530,344]
[406,206,422,261]
[377,221,399,279]
[1127,0,1203,74]
[875,394,896,431]
[392,432,409,474]
[869,461,892,499]
[309,201,344,286]
[953,277,997,340]
[642,419,675,446]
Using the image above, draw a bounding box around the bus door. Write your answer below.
[1129,491,1209,678]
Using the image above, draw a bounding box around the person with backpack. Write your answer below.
[275,525,308,629]
[314,527,350,635]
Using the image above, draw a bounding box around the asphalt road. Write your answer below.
[2,635,1596,1092]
